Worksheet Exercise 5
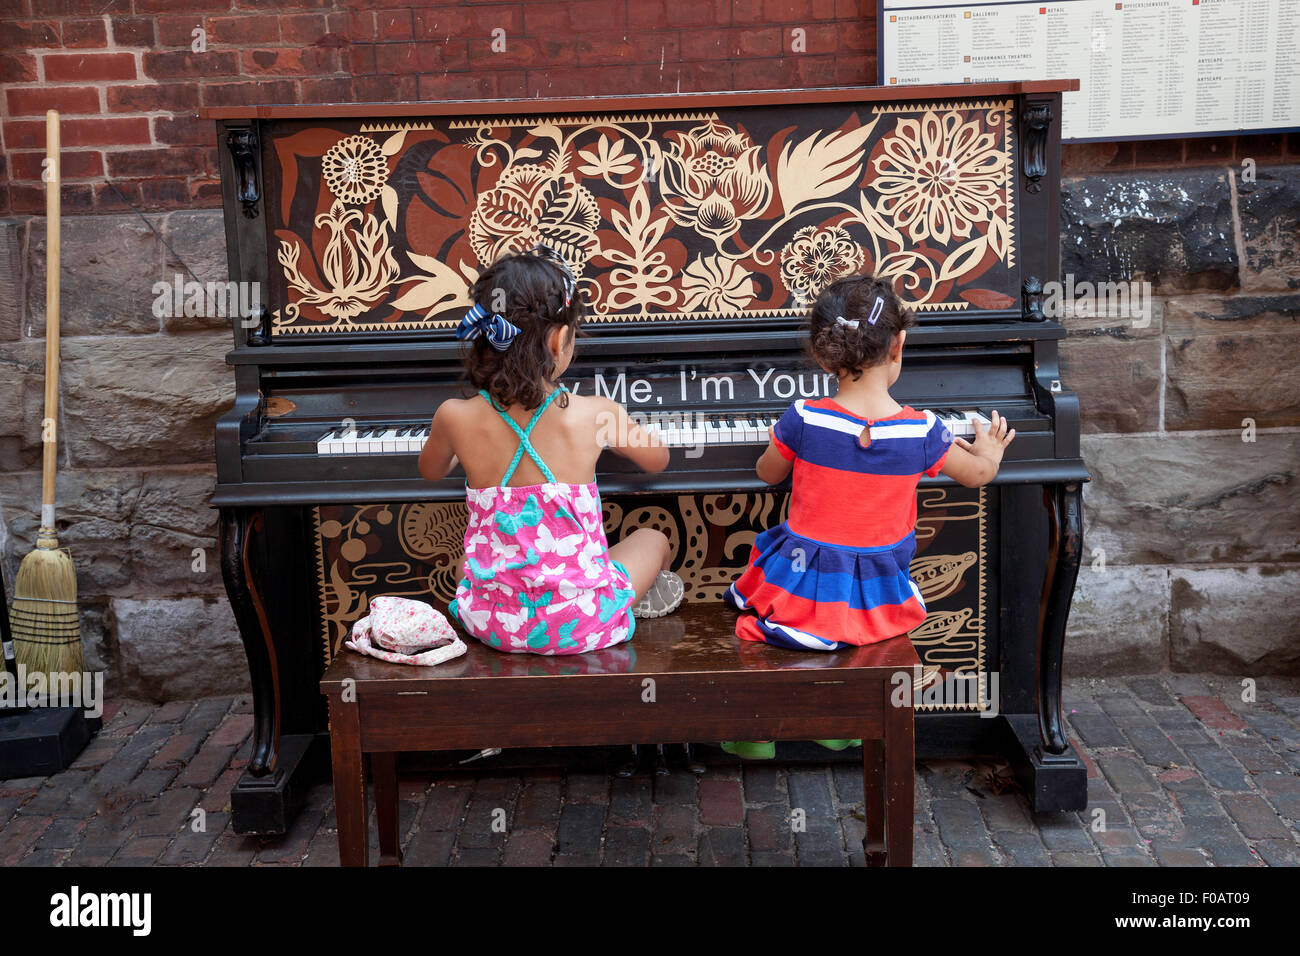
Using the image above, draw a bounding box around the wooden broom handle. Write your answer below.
[41,110,60,527]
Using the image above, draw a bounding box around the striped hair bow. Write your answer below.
[457,302,521,350]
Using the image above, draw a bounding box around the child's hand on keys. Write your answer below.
[955,409,1014,468]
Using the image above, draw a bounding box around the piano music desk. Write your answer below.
[319,605,918,867]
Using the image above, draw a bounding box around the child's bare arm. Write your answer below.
[417,403,459,481]
[940,410,1015,488]
[755,439,794,485]
[598,398,669,473]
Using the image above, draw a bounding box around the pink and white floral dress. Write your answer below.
[448,387,637,655]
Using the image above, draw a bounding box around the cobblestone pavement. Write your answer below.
[2,674,1298,866]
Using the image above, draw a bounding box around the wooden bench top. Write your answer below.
[320,605,920,692]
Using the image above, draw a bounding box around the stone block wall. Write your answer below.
[1,2,1298,699]
[1059,164,1299,678]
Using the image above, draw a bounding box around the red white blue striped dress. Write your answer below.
[725,398,954,651]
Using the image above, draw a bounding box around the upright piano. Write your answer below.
[202,80,1087,834]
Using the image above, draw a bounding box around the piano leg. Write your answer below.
[995,481,1087,813]
[219,507,279,776]
[220,507,322,833]
[1038,482,1083,755]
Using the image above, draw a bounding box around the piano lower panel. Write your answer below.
[309,488,998,714]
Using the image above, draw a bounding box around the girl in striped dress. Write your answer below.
[722,274,1014,757]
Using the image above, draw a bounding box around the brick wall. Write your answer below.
[2,0,1298,216]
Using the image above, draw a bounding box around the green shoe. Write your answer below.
[720,740,776,759]
[812,738,862,751]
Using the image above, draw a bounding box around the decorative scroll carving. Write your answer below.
[1020,100,1052,195]
[227,127,261,219]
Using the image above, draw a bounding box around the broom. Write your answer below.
[8,110,85,698]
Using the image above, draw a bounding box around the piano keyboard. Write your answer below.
[314,410,993,455]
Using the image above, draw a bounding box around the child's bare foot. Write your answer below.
[632,570,684,619]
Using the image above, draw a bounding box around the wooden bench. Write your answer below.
[319,605,918,867]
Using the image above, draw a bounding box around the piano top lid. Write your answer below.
[197,80,1081,121]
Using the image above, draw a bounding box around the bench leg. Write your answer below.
[884,685,915,867]
[328,697,368,867]
[373,751,402,867]
[862,738,887,866]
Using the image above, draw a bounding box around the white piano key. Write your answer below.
[341,429,358,454]
[702,419,721,444]
[716,417,736,444]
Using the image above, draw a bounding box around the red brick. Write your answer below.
[142,50,238,80]
[134,0,233,12]
[240,46,341,75]
[285,14,337,45]
[5,20,60,46]
[5,116,149,149]
[835,21,874,52]
[0,815,52,865]
[231,0,331,9]
[681,31,727,61]
[372,40,468,74]
[91,178,140,211]
[154,114,212,146]
[43,51,136,82]
[698,778,745,826]
[530,64,630,98]
[734,26,784,57]
[523,0,626,35]
[348,44,375,74]
[140,177,195,206]
[191,179,223,204]
[356,72,416,102]
[766,0,814,19]
[734,0,766,24]
[0,54,38,83]
[628,0,671,30]
[200,79,296,107]
[209,714,254,748]
[373,9,412,40]
[41,0,128,12]
[205,15,277,45]
[154,15,198,47]
[345,9,376,40]
[61,17,109,47]
[9,147,104,181]
[414,5,483,38]
[6,85,101,117]
[0,0,32,15]
[106,81,200,113]
[833,55,874,85]
[415,72,499,101]
[502,828,554,866]
[568,36,641,66]
[111,16,156,46]
[790,22,838,53]
[106,144,209,179]
[1181,696,1248,732]
[300,77,354,102]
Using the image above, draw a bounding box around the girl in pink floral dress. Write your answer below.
[417,247,685,655]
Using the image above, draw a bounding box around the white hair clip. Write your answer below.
[867,296,885,325]
[835,315,859,329]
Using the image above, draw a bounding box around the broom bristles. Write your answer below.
[10,542,85,693]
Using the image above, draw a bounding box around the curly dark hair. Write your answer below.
[461,248,583,410]
[808,274,917,380]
